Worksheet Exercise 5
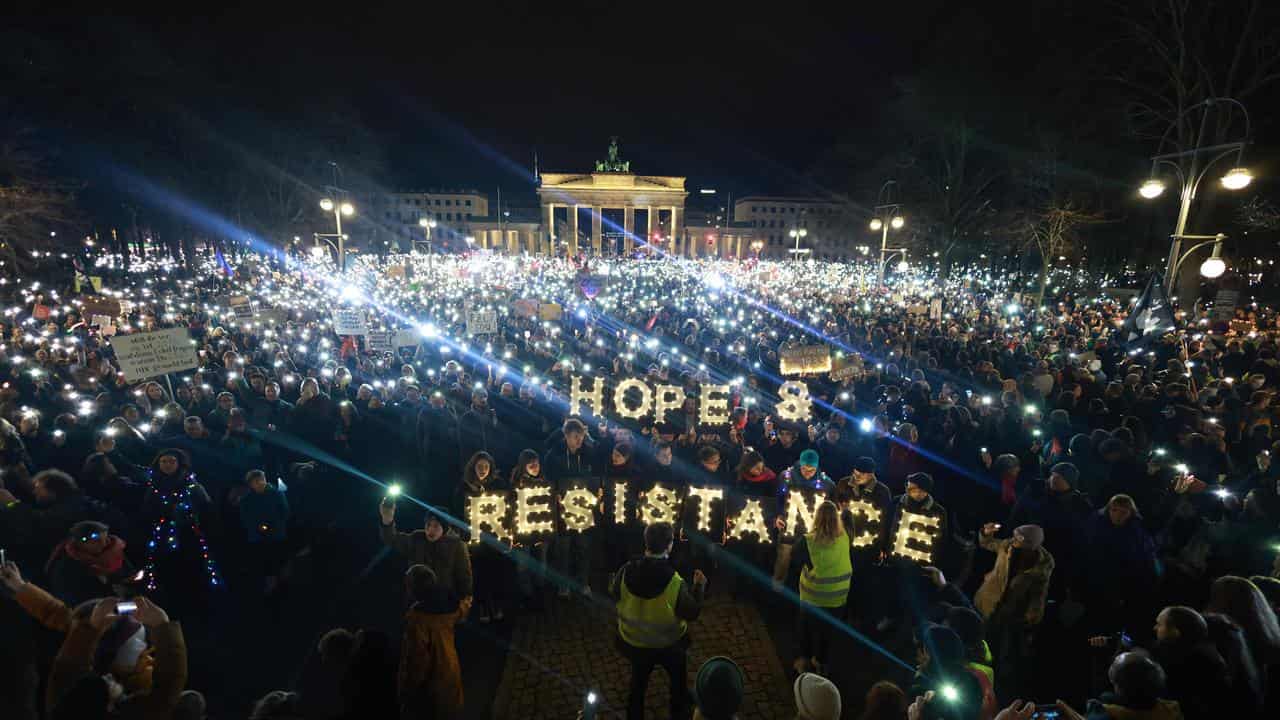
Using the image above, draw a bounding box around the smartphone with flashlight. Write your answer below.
[582,691,598,720]
[116,600,138,615]
[1032,706,1060,719]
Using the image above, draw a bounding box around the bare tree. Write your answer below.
[1009,199,1105,307]
[1236,196,1280,232]
[900,121,1001,272]
[1118,0,1280,146]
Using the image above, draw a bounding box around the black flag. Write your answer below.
[1119,273,1176,348]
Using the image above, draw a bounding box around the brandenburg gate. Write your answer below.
[536,139,689,257]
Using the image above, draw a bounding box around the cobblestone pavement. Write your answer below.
[492,592,794,719]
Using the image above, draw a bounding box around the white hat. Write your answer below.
[794,672,841,720]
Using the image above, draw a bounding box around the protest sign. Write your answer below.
[332,307,368,336]
[365,331,394,352]
[466,309,498,335]
[229,295,253,319]
[538,303,563,321]
[393,329,420,348]
[111,327,198,382]
[512,298,539,318]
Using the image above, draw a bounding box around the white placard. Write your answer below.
[366,331,393,352]
[111,327,198,382]
[332,307,368,336]
[394,329,420,348]
[466,309,498,335]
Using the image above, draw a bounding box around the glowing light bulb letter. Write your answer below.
[847,498,883,548]
[515,485,554,536]
[613,481,629,524]
[698,383,731,426]
[729,498,771,543]
[775,381,812,422]
[783,489,824,535]
[640,483,681,525]
[561,487,597,531]
[467,492,510,544]
[613,378,653,420]
[685,485,724,532]
[891,510,941,563]
[653,384,686,424]
[569,375,605,417]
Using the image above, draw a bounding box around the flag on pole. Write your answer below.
[215,247,236,278]
[1118,273,1176,348]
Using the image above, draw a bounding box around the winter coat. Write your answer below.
[379,524,474,598]
[398,600,465,720]
[974,535,1054,627]
[1081,510,1158,598]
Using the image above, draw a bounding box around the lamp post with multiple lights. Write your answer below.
[318,198,355,272]
[870,180,906,286]
[1137,97,1253,296]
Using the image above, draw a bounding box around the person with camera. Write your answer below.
[378,495,473,612]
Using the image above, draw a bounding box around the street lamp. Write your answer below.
[750,239,764,258]
[319,197,355,272]
[788,228,809,260]
[1137,97,1253,295]
[870,180,906,286]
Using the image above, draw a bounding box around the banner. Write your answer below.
[332,307,369,336]
[779,345,831,376]
[111,327,198,382]
[79,296,121,320]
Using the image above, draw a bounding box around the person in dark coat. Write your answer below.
[0,470,111,577]
[1081,494,1158,636]
[543,418,600,599]
[1147,606,1230,720]
[1007,462,1092,600]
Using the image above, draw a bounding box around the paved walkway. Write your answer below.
[492,592,795,719]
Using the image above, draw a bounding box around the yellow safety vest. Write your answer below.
[616,568,688,649]
[799,530,852,607]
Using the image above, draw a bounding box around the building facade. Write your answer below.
[733,196,868,261]
[368,189,489,252]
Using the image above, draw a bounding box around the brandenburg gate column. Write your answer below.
[647,205,656,247]
[671,206,685,258]
[591,206,603,255]
[570,205,580,256]
[623,207,635,254]
[543,203,555,256]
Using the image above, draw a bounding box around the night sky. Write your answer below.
[5,2,1278,222]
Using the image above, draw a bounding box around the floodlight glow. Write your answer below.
[1138,179,1165,199]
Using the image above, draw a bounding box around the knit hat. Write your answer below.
[1050,462,1079,487]
[1014,524,1045,551]
[695,656,744,720]
[854,456,877,474]
[906,472,934,494]
[799,449,820,468]
[794,672,842,720]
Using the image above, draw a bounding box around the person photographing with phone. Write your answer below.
[608,521,707,720]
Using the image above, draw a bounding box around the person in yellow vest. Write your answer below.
[788,500,854,677]
[608,521,708,720]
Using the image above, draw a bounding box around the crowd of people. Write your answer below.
[1,244,1279,719]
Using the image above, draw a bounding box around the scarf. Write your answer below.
[49,535,127,577]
